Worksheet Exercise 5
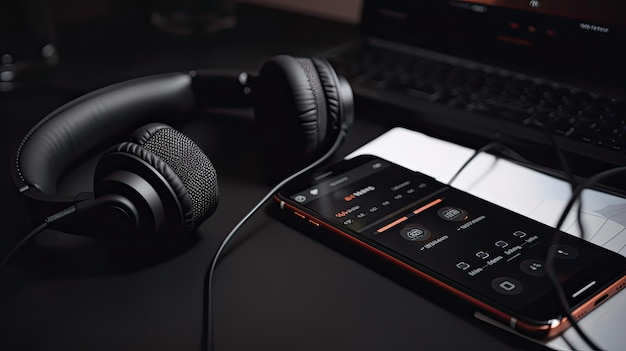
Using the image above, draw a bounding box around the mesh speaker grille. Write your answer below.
[140,127,218,225]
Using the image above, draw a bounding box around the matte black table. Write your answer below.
[0,4,548,350]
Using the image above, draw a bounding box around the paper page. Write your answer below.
[347,127,626,350]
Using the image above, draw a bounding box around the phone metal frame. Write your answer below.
[274,155,626,340]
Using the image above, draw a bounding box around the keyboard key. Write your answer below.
[327,41,626,166]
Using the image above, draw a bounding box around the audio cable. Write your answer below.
[201,127,349,351]
[446,138,625,350]
[547,165,626,351]
[446,141,531,186]
[0,205,78,271]
[0,223,47,271]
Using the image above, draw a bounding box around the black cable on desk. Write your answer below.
[201,128,348,351]
[446,139,606,350]
[547,165,626,351]
[0,223,47,271]
[0,205,78,271]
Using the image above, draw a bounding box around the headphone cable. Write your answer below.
[445,138,607,349]
[201,128,348,351]
[538,124,600,349]
[0,223,47,271]
[0,205,78,271]
[546,165,626,351]
[446,141,532,186]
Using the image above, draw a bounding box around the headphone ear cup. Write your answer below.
[94,123,219,235]
[309,57,344,134]
[253,55,349,180]
[129,123,219,229]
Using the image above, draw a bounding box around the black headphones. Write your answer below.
[10,54,353,265]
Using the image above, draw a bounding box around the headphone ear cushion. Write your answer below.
[96,123,218,233]
[310,57,343,134]
[129,123,219,228]
[103,140,196,231]
[254,55,327,152]
[254,55,339,179]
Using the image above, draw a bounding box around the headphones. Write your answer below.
[10,54,354,265]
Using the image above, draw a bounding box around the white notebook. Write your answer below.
[347,127,626,350]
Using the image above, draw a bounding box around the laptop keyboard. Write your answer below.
[326,39,626,167]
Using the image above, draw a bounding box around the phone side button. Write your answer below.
[509,317,518,330]
[308,220,320,227]
[294,212,306,219]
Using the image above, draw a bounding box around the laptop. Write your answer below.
[322,0,626,192]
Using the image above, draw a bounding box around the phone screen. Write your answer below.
[277,155,626,338]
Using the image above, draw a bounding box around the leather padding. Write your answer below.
[10,54,349,233]
[13,73,195,195]
[130,122,171,146]
[107,140,195,230]
[311,57,342,137]
[128,122,219,229]
[254,55,327,156]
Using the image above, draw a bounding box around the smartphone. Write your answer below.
[274,154,626,340]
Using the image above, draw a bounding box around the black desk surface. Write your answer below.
[0,5,548,350]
